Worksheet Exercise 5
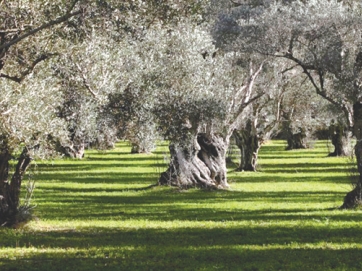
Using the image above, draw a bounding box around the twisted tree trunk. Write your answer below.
[282,122,307,150]
[342,102,362,208]
[233,121,261,171]
[159,133,229,189]
[0,148,32,226]
[328,122,350,157]
[130,142,153,154]
[61,142,85,159]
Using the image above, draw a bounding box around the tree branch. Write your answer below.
[75,63,99,100]
[0,28,26,34]
[0,73,21,83]
[281,64,299,74]
[0,8,82,51]
[227,61,265,136]
[0,53,52,83]
[67,0,80,14]
[286,53,354,128]
[230,0,244,7]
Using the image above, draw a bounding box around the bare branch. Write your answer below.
[242,92,265,110]
[242,60,265,105]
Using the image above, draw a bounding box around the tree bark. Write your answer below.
[342,102,362,208]
[0,150,12,226]
[233,121,261,171]
[158,133,229,189]
[0,148,32,226]
[328,122,350,157]
[282,122,308,150]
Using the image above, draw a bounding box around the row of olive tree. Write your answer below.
[0,0,209,226]
[226,0,362,207]
[1,0,361,227]
[67,0,362,207]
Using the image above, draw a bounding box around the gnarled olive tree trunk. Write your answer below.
[159,133,229,189]
[67,145,85,159]
[130,141,154,154]
[342,102,362,208]
[0,148,32,226]
[233,121,261,171]
[282,122,307,150]
[131,144,145,154]
[60,141,85,159]
[328,122,351,157]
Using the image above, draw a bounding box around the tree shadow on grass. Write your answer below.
[85,156,163,162]
[259,163,349,174]
[35,172,159,185]
[229,174,351,184]
[36,205,361,223]
[31,187,355,222]
[1,226,362,270]
[2,248,362,271]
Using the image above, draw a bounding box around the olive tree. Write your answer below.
[276,68,328,150]
[209,0,287,172]
[0,0,211,225]
[236,0,362,207]
[53,33,123,158]
[106,89,158,154]
[52,0,209,156]
[233,61,283,171]
[115,20,265,188]
[0,0,85,226]
[0,62,68,226]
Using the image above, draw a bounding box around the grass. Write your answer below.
[1,140,362,270]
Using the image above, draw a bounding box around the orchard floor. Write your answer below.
[1,140,362,271]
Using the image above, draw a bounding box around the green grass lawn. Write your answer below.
[1,140,362,271]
